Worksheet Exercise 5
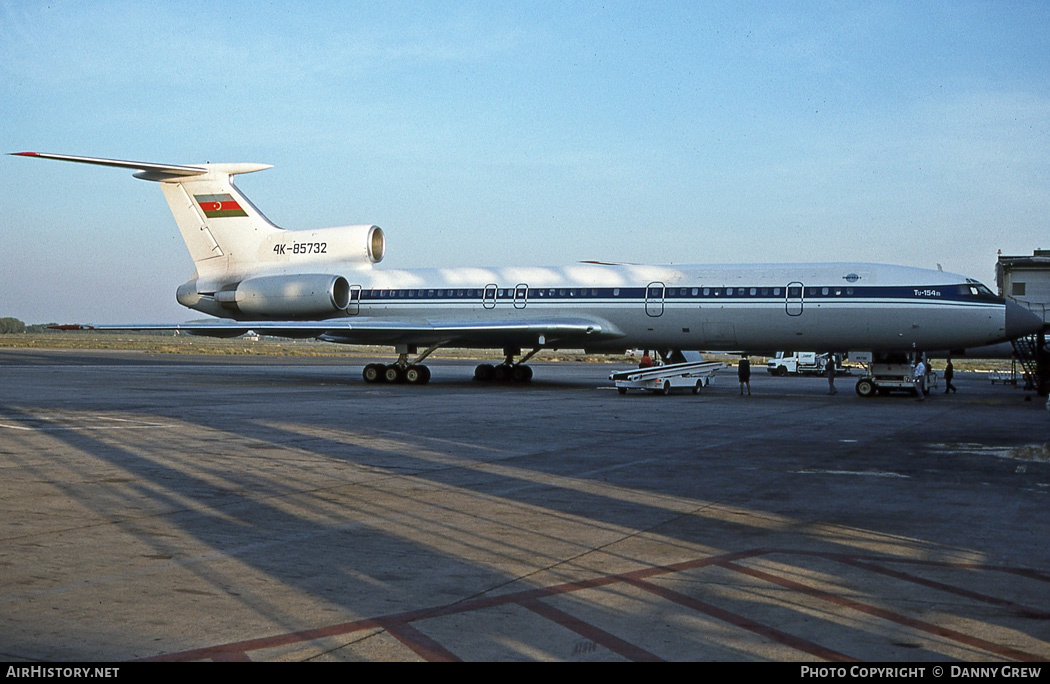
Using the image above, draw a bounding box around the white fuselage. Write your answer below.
[197,261,1013,353]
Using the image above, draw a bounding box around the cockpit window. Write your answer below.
[961,283,994,297]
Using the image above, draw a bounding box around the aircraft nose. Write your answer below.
[1005,299,1043,339]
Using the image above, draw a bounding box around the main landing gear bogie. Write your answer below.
[363,363,432,385]
[473,363,533,384]
[473,346,540,384]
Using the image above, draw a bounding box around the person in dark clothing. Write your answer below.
[943,358,957,393]
[738,356,751,395]
[826,354,838,395]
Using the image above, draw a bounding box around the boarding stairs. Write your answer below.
[1011,330,1049,394]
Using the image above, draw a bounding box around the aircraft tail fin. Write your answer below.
[11,152,278,280]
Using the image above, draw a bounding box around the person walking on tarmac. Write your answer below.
[826,354,838,395]
[943,358,957,393]
[913,356,927,401]
[738,356,751,395]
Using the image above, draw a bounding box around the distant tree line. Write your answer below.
[0,317,26,334]
[0,320,174,335]
[26,323,60,333]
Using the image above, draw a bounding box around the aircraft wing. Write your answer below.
[55,316,622,348]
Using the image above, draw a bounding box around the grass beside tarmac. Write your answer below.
[0,331,627,364]
[0,331,1015,373]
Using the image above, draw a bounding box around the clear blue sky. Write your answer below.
[2,1,1048,323]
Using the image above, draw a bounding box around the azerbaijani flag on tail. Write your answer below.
[194,193,248,218]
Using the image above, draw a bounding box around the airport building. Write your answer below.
[998,249,1050,324]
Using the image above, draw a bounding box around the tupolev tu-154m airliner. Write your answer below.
[13,152,1043,385]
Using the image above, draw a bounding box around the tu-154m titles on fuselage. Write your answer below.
[12,151,1042,384]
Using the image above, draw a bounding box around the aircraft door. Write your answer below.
[646,282,665,317]
[347,284,362,315]
[513,283,528,309]
[483,283,498,309]
[785,282,803,316]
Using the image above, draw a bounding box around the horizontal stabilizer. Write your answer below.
[11,152,273,180]
[11,152,208,177]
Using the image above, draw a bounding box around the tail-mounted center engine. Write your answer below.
[259,224,385,266]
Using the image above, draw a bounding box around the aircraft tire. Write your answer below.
[855,379,875,397]
[474,364,495,382]
[512,364,533,383]
[493,364,513,382]
[363,364,384,383]
[384,364,405,383]
[405,365,430,385]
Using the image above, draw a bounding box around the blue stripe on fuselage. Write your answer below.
[357,284,1001,304]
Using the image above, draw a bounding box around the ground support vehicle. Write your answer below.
[767,351,825,376]
[767,352,852,377]
[851,352,937,397]
[610,361,724,395]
